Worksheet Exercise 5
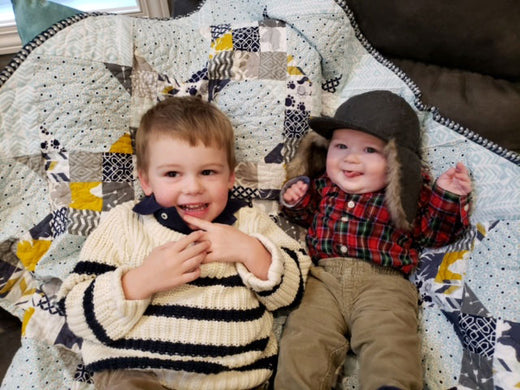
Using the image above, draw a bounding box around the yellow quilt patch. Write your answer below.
[16,239,52,272]
[70,182,103,211]
[109,133,133,154]
[212,32,233,52]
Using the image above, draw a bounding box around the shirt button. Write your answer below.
[340,245,348,254]
[347,201,355,209]
[464,204,469,212]
[341,216,349,222]
[161,212,168,220]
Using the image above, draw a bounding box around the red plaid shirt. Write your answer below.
[282,173,471,274]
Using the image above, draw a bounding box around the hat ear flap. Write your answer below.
[286,131,329,180]
[384,139,411,231]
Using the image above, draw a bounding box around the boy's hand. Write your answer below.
[283,180,309,205]
[436,162,472,196]
[122,230,209,300]
[183,215,272,280]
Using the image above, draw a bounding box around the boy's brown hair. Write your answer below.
[135,96,236,172]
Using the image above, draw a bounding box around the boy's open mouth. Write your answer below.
[179,203,208,211]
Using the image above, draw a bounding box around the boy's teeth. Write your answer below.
[182,204,206,210]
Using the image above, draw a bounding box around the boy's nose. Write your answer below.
[184,176,203,194]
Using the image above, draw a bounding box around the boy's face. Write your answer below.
[138,135,235,225]
[326,128,388,194]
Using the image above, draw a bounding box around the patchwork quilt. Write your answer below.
[1,0,519,389]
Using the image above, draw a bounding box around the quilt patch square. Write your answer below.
[67,209,100,236]
[69,151,102,182]
[102,153,133,183]
[208,51,234,80]
[283,109,309,138]
[50,207,68,238]
[459,312,497,357]
[69,182,103,211]
[102,182,135,211]
[231,51,260,80]
[259,20,287,52]
[259,52,286,80]
[210,23,232,40]
[232,26,260,52]
[459,349,494,390]
[49,182,72,210]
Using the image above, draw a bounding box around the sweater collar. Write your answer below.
[132,194,248,234]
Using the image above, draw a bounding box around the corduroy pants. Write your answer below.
[275,258,422,390]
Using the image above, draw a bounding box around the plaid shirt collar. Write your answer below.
[133,194,248,234]
[316,175,391,223]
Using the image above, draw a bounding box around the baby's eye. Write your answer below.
[201,169,216,176]
[166,171,179,178]
[365,147,378,153]
[335,143,348,150]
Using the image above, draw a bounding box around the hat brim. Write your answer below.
[309,116,386,142]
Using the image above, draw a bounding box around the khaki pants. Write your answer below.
[94,369,271,390]
[94,370,167,390]
[275,258,422,390]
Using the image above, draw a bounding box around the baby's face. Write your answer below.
[326,128,388,194]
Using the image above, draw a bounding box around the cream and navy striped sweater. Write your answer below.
[58,200,311,389]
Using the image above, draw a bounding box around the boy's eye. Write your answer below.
[166,171,178,177]
[201,169,216,176]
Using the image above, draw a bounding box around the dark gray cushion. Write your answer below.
[393,59,520,152]
[346,0,520,81]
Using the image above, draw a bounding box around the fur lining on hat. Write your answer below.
[384,139,410,230]
[286,131,328,180]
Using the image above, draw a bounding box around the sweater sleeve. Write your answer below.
[57,203,151,344]
[235,207,311,312]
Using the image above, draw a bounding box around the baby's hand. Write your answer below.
[283,180,309,205]
[436,162,472,196]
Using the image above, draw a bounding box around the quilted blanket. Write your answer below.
[1,0,519,388]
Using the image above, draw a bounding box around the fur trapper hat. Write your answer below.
[287,90,423,230]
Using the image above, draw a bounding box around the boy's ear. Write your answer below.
[228,170,236,189]
[137,170,153,196]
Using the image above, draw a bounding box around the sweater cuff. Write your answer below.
[236,233,284,292]
[93,267,151,338]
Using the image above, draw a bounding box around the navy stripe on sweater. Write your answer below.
[107,335,270,358]
[73,260,116,276]
[189,274,243,287]
[145,303,266,322]
[87,354,277,374]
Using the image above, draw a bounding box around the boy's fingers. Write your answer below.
[182,240,210,258]
[182,214,213,231]
[181,253,205,272]
[160,230,205,252]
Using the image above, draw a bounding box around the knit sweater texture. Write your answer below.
[58,200,311,390]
